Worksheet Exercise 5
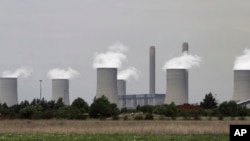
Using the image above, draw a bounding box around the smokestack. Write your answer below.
[165,69,188,105]
[117,79,126,96]
[233,70,250,102]
[96,68,118,105]
[150,46,155,94]
[0,78,18,106]
[182,42,189,53]
[52,79,70,105]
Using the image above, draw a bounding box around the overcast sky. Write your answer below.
[1,0,250,104]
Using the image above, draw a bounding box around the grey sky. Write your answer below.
[0,0,250,104]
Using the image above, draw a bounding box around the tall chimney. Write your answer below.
[182,42,189,53]
[150,46,155,94]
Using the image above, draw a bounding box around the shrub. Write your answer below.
[218,114,224,120]
[134,114,144,120]
[239,116,245,120]
[123,115,129,120]
[145,113,154,120]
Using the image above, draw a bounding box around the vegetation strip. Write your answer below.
[0,134,229,141]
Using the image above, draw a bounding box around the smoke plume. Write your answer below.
[234,49,250,70]
[2,67,33,78]
[47,67,79,79]
[118,67,139,81]
[93,43,128,68]
[163,52,201,69]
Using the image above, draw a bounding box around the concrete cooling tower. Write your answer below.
[117,79,126,96]
[149,46,155,94]
[233,70,250,102]
[52,79,69,105]
[0,78,18,106]
[165,69,188,105]
[96,68,118,105]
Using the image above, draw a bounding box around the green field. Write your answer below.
[0,134,228,141]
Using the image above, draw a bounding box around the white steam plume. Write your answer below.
[118,67,139,81]
[163,52,201,69]
[47,67,79,79]
[93,43,128,68]
[2,67,33,78]
[234,49,250,70]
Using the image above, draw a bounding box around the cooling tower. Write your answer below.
[52,79,69,105]
[96,68,118,104]
[150,46,155,94]
[0,78,18,106]
[182,42,189,53]
[117,79,126,96]
[233,70,250,102]
[165,69,188,105]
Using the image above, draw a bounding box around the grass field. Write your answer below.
[0,120,250,134]
[0,120,249,140]
[0,134,229,141]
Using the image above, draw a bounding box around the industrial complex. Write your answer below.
[0,43,250,108]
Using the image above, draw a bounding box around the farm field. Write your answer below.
[0,120,250,134]
[0,120,249,140]
[0,134,228,141]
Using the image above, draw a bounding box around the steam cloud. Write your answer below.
[2,67,33,78]
[163,52,201,69]
[93,43,128,68]
[234,49,250,70]
[118,67,139,81]
[47,67,79,79]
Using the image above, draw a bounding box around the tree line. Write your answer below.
[0,93,250,120]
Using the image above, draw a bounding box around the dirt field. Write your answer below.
[0,120,249,135]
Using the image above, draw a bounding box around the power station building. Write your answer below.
[118,93,165,109]
[0,77,18,106]
[164,69,188,105]
[52,79,70,105]
[96,68,118,105]
[118,46,165,109]
[233,70,250,108]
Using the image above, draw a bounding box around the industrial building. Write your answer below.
[52,79,70,105]
[118,94,165,109]
[233,70,250,108]
[164,69,188,105]
[233,70,250,102]
[164,43,189,105]
[118,46,165,109]
[0,77,18,106]
[96,68,118,105]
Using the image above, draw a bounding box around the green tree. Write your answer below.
[55,98,65,109]
[89,96,119,118]
[218,101,237,117]
[19,105,43,119]
[153,103,177,118]
[138,105,154,114]
[71,97,89,113]
[200,92,217,109]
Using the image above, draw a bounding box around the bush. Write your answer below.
[218,114,224,120]
[112,115,119,120]
[89,96,119,118]
[123,115,129,120]
[134,114,144,120]
[239,116,245,120]
[145,113,154,120]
